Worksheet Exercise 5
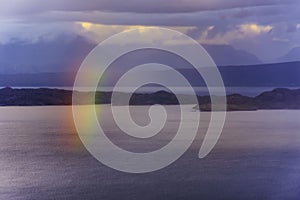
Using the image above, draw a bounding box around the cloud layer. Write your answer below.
[0,0,299,63]
[0,0,297,14]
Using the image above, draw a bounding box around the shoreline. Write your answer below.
[0,87,299,111]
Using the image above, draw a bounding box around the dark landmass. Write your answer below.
[0,87,299,111]
[195,88,300,111]
[196,94,258,111]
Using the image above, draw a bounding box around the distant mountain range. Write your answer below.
[0,35,298,88]
[0,35,298,74]
[0,87,299,111]
[0,36,94,74]
[0,61,299,87]
[0,35,263,74]
[279,47,300,62]
[202,44,261,66]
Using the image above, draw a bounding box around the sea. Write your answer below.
[1,105,300,199]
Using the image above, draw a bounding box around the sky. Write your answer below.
[0,0,299,63]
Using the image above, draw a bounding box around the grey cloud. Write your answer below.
[230,4,299,19]
[12,9,278,27]
[9,2,296,30]
[0,0,298,15]
[0,0,299,64]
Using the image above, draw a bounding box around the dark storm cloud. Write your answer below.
[0,0,299,63]
[10,3,297,29]
[0,0,298,15]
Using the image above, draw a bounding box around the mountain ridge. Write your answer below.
[0,61,299,87]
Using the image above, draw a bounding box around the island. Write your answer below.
[0,87,299,111]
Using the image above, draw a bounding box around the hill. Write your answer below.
[1,87,300,111]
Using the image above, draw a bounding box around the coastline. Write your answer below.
[0,87,300,111]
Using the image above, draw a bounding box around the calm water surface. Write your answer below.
[0,106,300,200]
